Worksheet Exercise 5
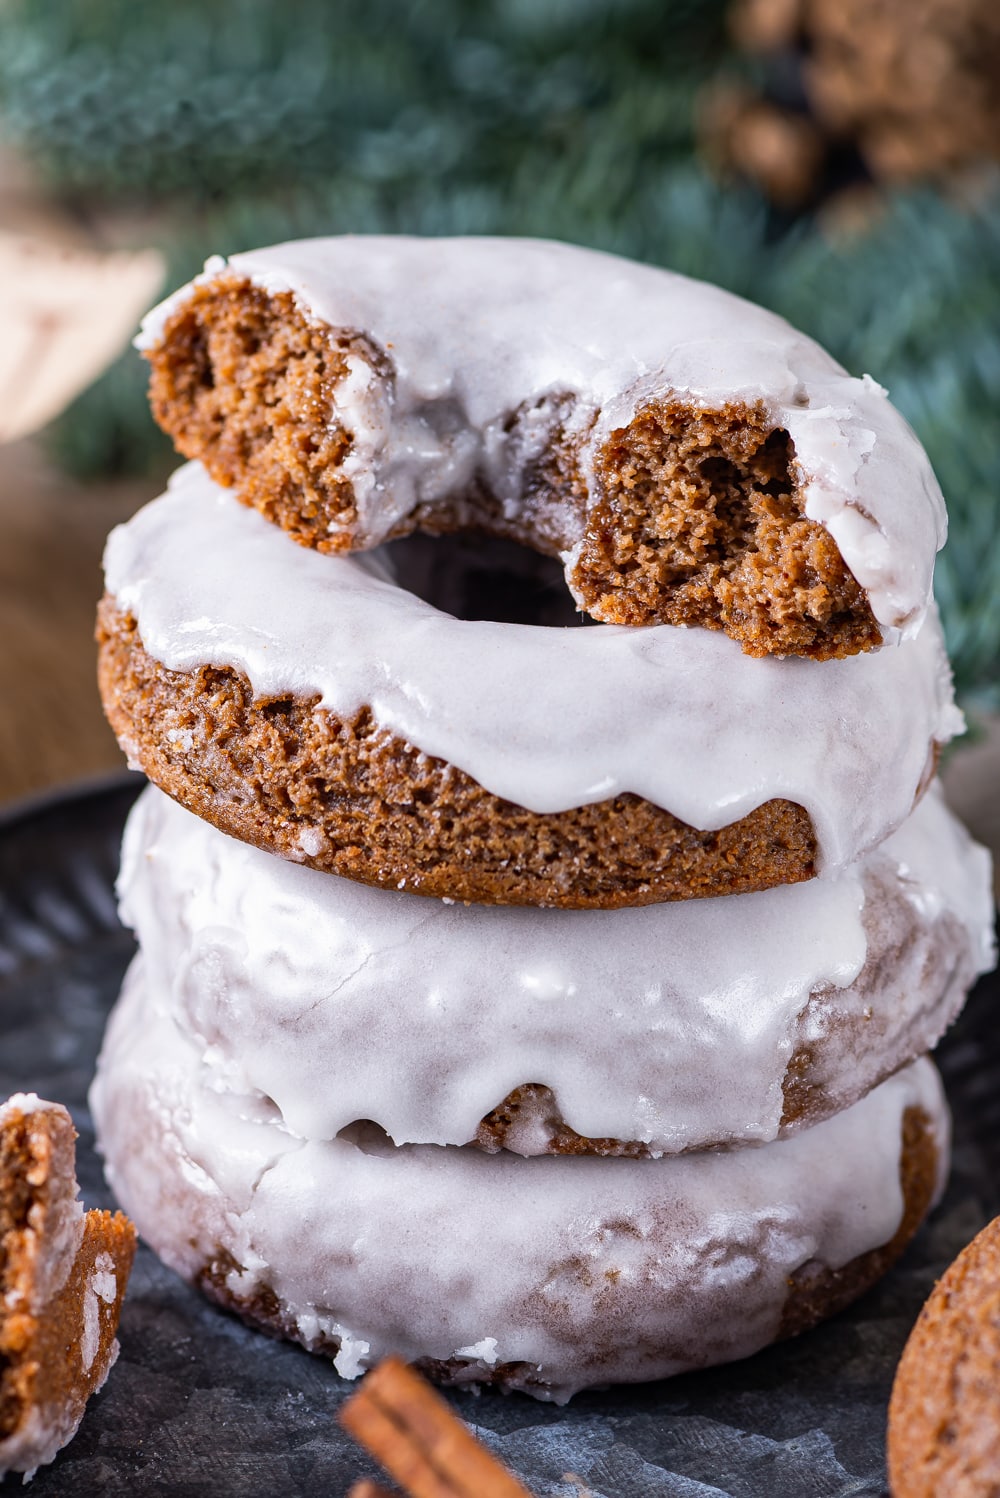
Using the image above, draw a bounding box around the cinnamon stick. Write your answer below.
[339,1357,532,1498]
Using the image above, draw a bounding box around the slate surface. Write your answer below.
[1,776,997,1497]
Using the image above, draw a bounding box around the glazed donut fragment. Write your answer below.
[0,1095,136,1480]
[138,237,947,659]
[147,277,369,546]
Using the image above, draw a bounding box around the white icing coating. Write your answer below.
[90,969,949,1402]
[80,1253,117,1374]
[104,464,962,871]
[1,1091,50,1117]
[116,785,994,1155]
[137,236,947,636]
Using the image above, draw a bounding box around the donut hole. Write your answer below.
[474,1084,655,1158]
[575,401,882,658]
[384,530,590,628]
[336,1119,395,1155]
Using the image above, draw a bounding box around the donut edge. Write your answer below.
[96,596,820,909]
[191,1099,942,1399]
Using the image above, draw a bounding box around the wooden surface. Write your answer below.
[0,141,164,807]
[0,437,157,805]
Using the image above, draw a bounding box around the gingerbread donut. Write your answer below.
[99,464,959,909]
[118,784,994,1157]
[90,968,948,1402]
[137,237,947,660]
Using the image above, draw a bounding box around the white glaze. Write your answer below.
[80,1253,117,1374]
[138,236,947,637]
[118,785,993,1154]
[104,463,962,870]
[1,1091,51,1117]
[0,1403,88,1485]
[90,972,949,1402]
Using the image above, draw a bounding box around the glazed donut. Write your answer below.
[90,974,948,1403]
[0,1095,135,1480]
[118,784,994,1157]
[98,463,960,909]
[137,236,946,661]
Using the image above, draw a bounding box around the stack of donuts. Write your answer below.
[91,237,995,1402]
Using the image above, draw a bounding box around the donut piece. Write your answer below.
[98,465,960,909]
[0,1095,136,1480]
[137,237,947,659]
[118,785,994,1157]
[90,979,949,1403]
[887,1215,1000,1498]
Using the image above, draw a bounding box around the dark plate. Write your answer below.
[1,777,997,1497]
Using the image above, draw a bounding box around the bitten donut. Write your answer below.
[91,971,949,1403]
[119,785,994,1157]
[888,1215,1000,1497]
[98,464,960,909]
[137,236,947,660]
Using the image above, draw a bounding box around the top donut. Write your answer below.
[138,236,946,660]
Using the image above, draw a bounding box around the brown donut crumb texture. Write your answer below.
[145,274,881,661]
[887,1213,1000,1498]
[97,597,818,909]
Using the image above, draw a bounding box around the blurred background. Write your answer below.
[0,0,997,867]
